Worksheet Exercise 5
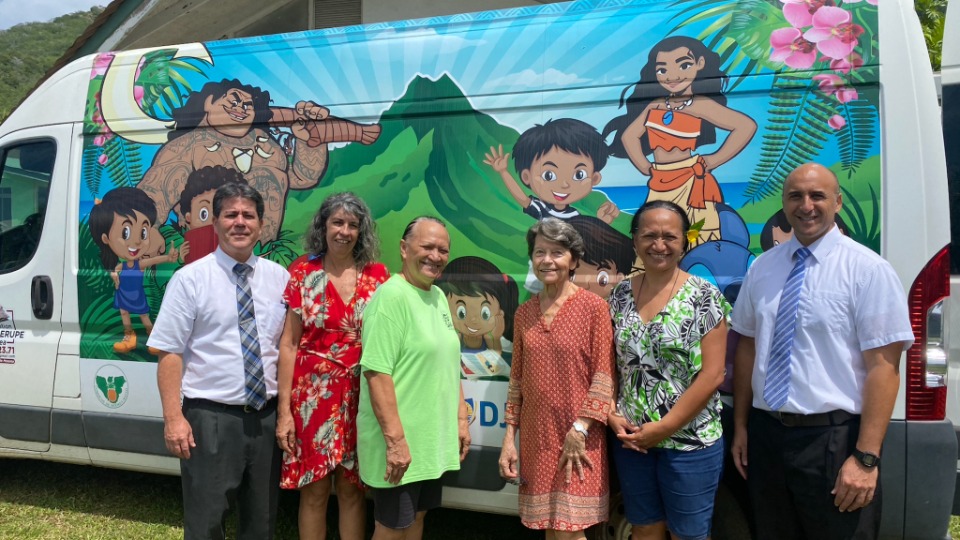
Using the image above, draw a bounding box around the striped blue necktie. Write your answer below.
[763,247,812,410]
[234,263,267,410]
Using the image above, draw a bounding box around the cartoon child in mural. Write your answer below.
[483,118,620,224]
[89,187,178,353]
[436,256,519,377]
[175,165,248,263]
[603,36,756,246]
[134,78,381,254]
[567,215,635,300]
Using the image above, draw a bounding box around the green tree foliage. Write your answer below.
[917,0,947,71]
[0,7,102,124]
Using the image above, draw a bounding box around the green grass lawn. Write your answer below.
[2,458,956,539]
[0,458,536,540]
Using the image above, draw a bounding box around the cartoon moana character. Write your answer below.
[436,256,519,357]
[604,36,756,246]
[89,187,178,353]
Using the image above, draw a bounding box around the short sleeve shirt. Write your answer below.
[524,196,580,220]
[731,226,914,414]
[147,248,290,404]
[609,276,730,450]
[356,275,462,488]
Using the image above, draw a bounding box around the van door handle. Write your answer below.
[32,275,53,319]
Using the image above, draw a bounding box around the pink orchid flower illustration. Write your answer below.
[91,54,113,79]
[830,52,864,74]
[770,28,818,69]
[828,115,846,129]
[840,0,877,4]
[803,6,865,60]
[97,153,108,166]
[780,0,836,29]
[813,74,859,103]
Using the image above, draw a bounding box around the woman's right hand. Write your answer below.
[498,439,519,482]
[608,412,643,452]
[275,411,296,455]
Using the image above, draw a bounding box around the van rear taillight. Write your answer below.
[906,246,950,420]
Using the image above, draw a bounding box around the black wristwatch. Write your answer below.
[852,448,880,468]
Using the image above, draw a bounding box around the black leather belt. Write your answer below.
[182,396,277,414]
[763,409,858,427]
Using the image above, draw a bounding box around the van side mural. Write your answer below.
[77,0,880,412]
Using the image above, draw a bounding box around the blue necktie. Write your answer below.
[763,247,811,410]
[234,263,267,410]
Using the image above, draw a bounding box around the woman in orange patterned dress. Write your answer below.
[276,192,389,540]
[499,217,615,539]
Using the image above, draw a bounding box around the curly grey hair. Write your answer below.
[304,192,380,268]
[526,218,585,277]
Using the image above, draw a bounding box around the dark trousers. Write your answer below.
[747,408,881,540]
[181,398,281,540]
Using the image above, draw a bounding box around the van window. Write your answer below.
[0,140,54,274]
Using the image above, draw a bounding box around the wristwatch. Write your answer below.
[852,448,880,468]
[572,421,589,438]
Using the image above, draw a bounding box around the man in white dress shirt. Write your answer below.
[149,183,290,540]
[730,163,914,539]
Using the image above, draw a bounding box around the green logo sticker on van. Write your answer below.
[95,365,129,409]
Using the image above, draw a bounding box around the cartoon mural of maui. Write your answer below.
[102,76,381,254]
[604,36,756,246]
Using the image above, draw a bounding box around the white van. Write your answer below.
[0,0,954,537]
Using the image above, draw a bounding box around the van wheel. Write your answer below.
[587,492,631,540]
[712,482,752,540]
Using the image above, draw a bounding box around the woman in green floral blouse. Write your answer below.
[607,200,730,540]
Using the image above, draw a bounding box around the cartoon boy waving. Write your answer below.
[484,118,619,224]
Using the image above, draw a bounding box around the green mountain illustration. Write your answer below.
[284,73,624,282]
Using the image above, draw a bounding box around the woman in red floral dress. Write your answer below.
[276,192,389,540]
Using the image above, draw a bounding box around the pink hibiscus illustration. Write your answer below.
[770,28,818,69]
[803,6,865,60]
[813,74,859,103]
[780,0,836,29]
[828,114,846,129]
